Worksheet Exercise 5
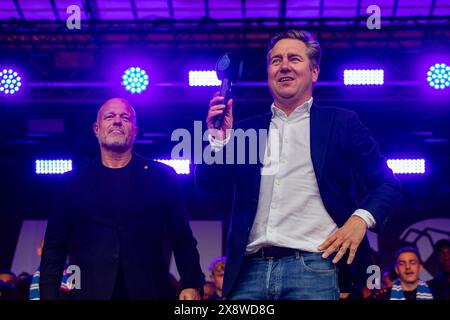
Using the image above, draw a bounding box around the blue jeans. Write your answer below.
[228,251,339,300]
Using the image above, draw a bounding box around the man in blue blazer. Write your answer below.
[196,30,401,299]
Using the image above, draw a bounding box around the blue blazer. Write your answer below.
[196,103,401,298]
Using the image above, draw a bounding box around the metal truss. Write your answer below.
[0,17,449,50]
[0,81,433,106]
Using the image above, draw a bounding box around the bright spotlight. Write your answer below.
[387,159,425,174]
[35,159,73,174]
[154,159,190,175]
[427,63,450,90]
[189,70,221,86]
[122,67,149,94]
[344,69,384,85]
[0,68,22,95]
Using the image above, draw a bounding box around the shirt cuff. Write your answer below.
[352,209,376,229]
[208,133,230,152]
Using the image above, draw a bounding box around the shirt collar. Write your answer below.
[270,97,313,122]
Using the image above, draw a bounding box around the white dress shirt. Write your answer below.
[209,97,375,254]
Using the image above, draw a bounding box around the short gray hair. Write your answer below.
[267,30,321,70]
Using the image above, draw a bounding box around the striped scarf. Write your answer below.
[390,279,433,300]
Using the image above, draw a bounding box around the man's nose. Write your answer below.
[112,116,123,124]
[280,59,290,72]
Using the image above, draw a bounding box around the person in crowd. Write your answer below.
[381,265,398,289]
[427,239,450,300]
[371,247,433,300]
[207,256,226,300]
[30,240,72,300]
[0,280,13,300]
[12,274,32,300]
[0,270,16,286]
[202,281,215,300]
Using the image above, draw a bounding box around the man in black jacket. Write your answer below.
[40,97,204,300]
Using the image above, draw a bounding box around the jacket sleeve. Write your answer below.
[162,166,205,291]
[39,177,72,300]
[347,111,401,232]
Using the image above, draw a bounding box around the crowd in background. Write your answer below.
[1,239,448,300]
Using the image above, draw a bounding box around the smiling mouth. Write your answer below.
[109,129,124,134]
[278,77,294,83]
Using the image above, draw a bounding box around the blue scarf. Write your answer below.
[390,279,433,300]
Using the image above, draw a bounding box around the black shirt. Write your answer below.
[100,162,134,300]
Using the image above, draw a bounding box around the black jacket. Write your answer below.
[40,153,204,300]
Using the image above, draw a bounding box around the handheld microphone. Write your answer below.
[214,52,243,129]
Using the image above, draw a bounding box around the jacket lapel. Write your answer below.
[248,105,335,197]
[240,112,271,228]
[310,104,335,183]
[253,111,272,187]
[256,112,273,169]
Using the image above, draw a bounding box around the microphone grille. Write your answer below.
[217,54,231,71]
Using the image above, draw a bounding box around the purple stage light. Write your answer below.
[0,68,22,95]
[189,70,221,86]
[344,69,384,85]
[427,63,450,90]
[122,67,149,94]
[387,159,425,174]
[155,159,190,175]
[35,159,73,174]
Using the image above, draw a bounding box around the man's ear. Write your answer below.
[395,266,400,276]
[93,122,99,138]
[312,65,320,83]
